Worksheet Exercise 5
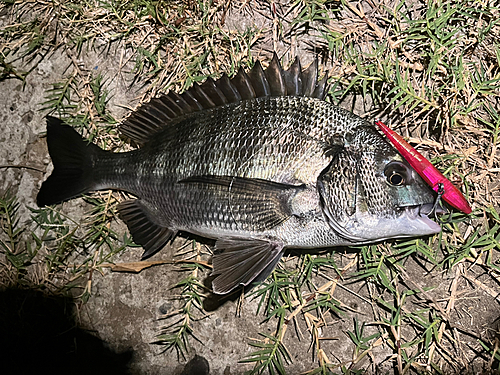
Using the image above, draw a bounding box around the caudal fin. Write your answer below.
[37,116,106,206]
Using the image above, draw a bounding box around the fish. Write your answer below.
[37,54,442,294]
[375,120,472,214]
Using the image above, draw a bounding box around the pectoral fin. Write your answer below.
[178,175,305,231]
[211,237,284,294]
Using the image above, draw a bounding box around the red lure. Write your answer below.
[375,120,472,214]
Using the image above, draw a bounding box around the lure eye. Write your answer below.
[385,162,409,186]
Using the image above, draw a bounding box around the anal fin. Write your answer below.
[117,200,176,259]
[211,237,284,295]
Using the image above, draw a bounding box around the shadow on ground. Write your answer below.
[0,288,133,375]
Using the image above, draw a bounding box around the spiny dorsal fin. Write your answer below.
[264,53,286,96]
[302,58,318,97]
[283,57,302,96]
[120,53,329,145]
[246,60,271,97]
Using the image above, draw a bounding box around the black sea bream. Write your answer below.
[37,54,440,294]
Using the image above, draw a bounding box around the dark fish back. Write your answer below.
[119,53,329,146]
[125,96,366,190]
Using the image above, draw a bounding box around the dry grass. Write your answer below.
[1,0,499,373]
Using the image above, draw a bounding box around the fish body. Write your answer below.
[38,55,441,294]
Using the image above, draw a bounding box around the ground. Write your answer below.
[0,1,499,374]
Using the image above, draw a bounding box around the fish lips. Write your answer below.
[405,202,447,217]
[399,202,445,235]
[327,202,444,243]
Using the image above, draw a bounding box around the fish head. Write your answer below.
[318,126,442,243]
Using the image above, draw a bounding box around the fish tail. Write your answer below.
[37,116,107,206]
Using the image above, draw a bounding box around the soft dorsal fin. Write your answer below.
[120,53,330,145]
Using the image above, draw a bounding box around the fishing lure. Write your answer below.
[375,120,472,214]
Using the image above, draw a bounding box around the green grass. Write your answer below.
[155,241,210,359]
[1,0,499,373]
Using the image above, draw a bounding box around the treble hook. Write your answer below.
[429,183,452,223]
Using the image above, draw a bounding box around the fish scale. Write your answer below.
[107,98,335,232]
[37,55,443,294]
[126,97,341,184]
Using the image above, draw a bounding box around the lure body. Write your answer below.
[375,121,472,214]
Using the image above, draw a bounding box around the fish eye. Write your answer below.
[384,162,409,186]
[388,172,404,186]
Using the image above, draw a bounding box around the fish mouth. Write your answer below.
[329,202,445,243]
[404,202,447,219]
[399,202,445,235]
